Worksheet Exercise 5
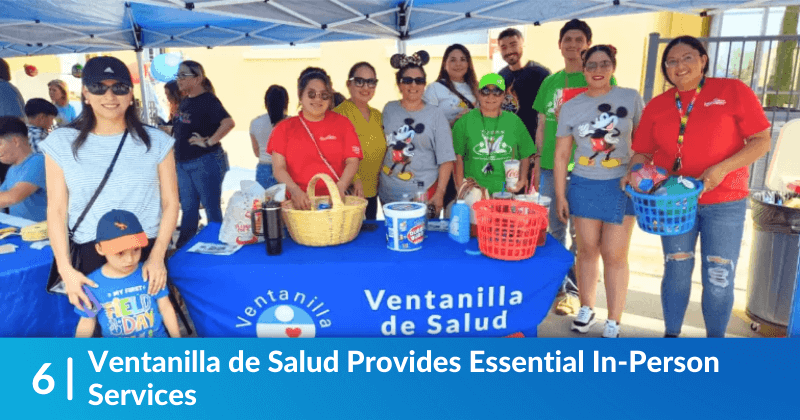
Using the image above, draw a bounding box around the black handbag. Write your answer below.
[46,130,128,294]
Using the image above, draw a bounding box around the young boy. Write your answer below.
[24,98,58,154]
[75,209,181,338]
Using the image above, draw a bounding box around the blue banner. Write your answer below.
[3,339,799,419]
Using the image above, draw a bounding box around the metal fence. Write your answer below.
[643,32,800,192]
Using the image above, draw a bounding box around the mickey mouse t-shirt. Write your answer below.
[556,87,644,180]
[378,101,456,204]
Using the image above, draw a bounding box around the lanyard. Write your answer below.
[481,112,503,174]
[672,77,705,172]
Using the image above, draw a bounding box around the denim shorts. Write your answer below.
[567,174,634,225]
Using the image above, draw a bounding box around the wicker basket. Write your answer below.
[282,173,367,246]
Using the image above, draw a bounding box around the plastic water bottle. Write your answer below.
[449,200,470,244]
[415,181,427,203]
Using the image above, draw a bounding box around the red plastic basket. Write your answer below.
[472,200,548,261]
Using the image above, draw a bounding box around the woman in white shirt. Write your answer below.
[250,85,289,189]
[424,44,479,126]
[423,44,479,212]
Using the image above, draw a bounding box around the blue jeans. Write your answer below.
[540,169,577,293]
[176,149,229,248]
[256,163,277,190]
[660,199,747,337]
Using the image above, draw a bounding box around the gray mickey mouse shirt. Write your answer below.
[378,101,455,204]
[556,86,644,180]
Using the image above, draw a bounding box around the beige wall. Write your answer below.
[4,11,705,171]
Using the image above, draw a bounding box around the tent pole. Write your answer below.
[397,39,406,55]
[136,49,151,125]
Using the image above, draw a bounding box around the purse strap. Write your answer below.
[438,80,475,110]
[299,116,340,182]
[69,129,128,239]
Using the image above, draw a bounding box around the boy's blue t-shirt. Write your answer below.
[0,153,47,222]
[76,264,169,338]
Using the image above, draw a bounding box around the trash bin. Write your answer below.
[746,191,800,329]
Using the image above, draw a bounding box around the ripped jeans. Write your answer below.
[660,199,747,337]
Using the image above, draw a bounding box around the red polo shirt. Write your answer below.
[632,78,770,205]
[267,111,363,197]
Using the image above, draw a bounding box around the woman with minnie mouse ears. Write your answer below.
[553,44,645,338]
[377,51,455,217]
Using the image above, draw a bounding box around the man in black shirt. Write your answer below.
[497,28,550,145]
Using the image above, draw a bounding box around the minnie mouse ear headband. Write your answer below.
[390,50,430,69]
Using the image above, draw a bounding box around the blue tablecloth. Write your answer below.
[169,222,573,338]
[0,223,80,337]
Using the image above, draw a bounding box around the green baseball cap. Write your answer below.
[478,73,506,91]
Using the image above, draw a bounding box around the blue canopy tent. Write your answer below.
[2,1,795,56]
[0,0,793,119]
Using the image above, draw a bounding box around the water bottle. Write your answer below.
[264,201,283,256]
[415,181,427,203]
[449,200,470,244]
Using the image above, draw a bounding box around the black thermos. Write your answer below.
[264,201,282,255]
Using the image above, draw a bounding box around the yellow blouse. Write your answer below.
[334,99,386,198]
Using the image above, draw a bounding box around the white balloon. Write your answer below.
[164,53,181,67]
[274,305,295,322]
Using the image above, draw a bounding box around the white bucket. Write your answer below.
[383,202,427,252]
[515,193,552,215]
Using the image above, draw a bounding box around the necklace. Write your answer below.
[480,111,503,174]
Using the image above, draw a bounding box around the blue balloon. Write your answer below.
[151,53,181,83]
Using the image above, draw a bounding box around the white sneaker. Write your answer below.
[571,306,596,334]
[602,320,621,338]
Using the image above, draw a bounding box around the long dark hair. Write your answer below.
[181,60,215,95]
[68,95,150,158]
[164,80,181,105]
[265,85,289,125]
[661,36,710,86]
[437,44,478,99]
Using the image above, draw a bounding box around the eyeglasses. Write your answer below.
[479,87,504,97]
[399,77,426,85]
[665,53,699,69]
[176,72,197,80]
[349,77,378,88]
[585,60,613,72]
[306,90,332,101]
[85,82,132,96]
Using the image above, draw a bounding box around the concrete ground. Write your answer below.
[218,164,783,339]
[536,210,781,338]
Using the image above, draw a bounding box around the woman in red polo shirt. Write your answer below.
[269,68,363,210]
[627,36,771,338]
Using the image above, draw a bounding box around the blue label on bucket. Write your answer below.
[384,202,427,252]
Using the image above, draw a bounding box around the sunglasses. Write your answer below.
[86,82,132,96]
[306,90,332,101]
[349,77,378,88]
[176,72,197,80]
[585,60,613,72]
[479,87,504,97]
[399,77,426,85]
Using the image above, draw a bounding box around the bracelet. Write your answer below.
[205,138,212,147]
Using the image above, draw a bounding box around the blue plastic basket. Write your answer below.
[625,178,703,236]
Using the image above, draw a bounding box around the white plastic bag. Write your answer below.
[219,180,266,245]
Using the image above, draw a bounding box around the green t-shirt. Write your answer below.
[452,109,536,194]
[532,70,617,170]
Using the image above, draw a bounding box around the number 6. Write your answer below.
[33,363,54,395]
